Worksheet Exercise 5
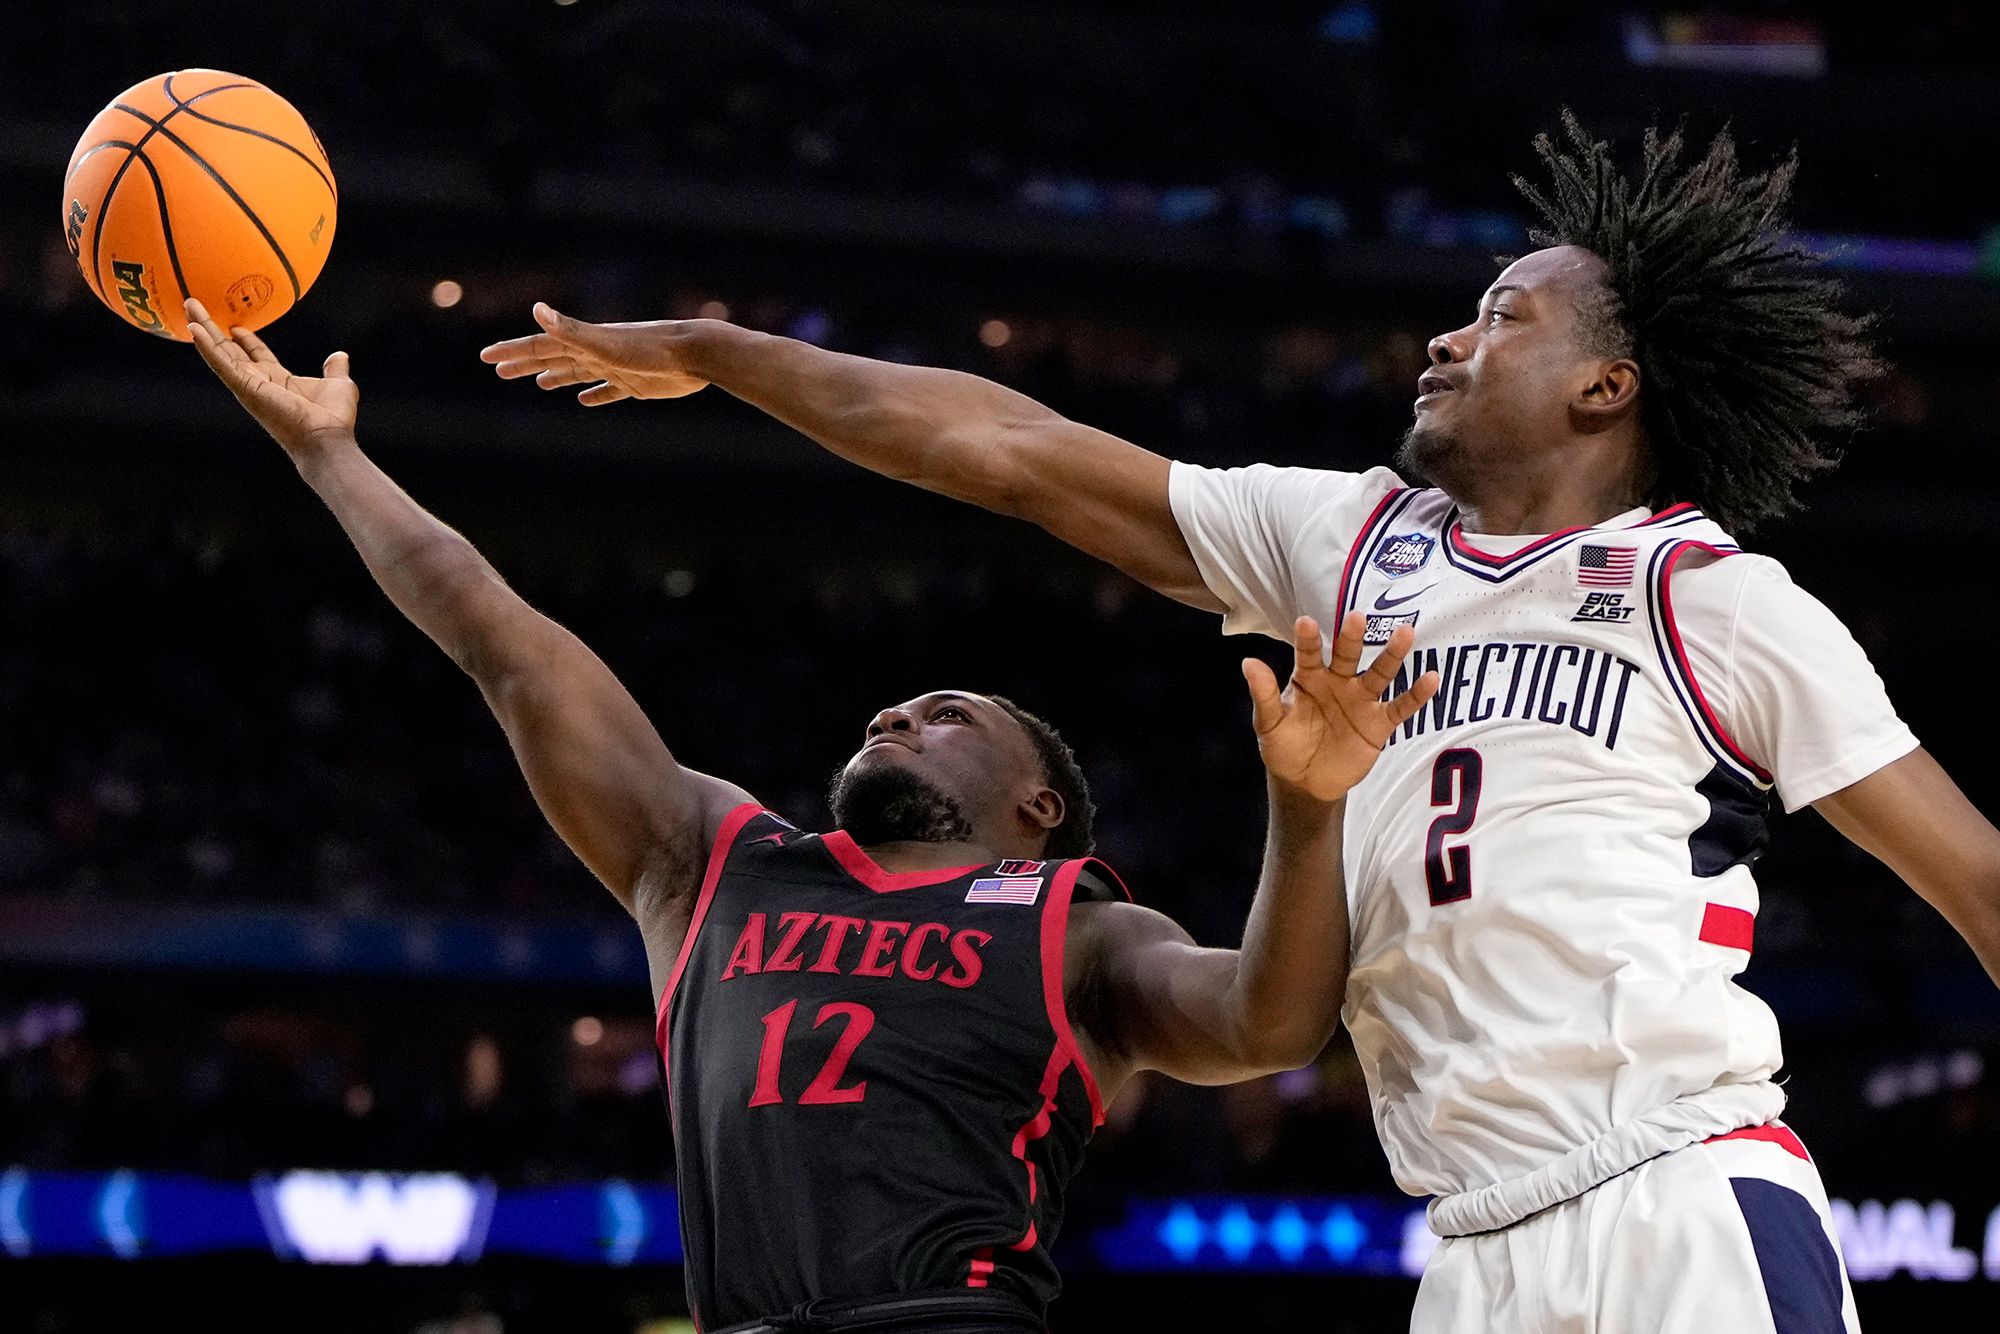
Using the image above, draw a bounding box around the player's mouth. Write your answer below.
[1415,370,1458,411]
[863,733,921,755]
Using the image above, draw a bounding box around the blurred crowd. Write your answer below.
[0,986,1402,1198]
[6,1,1998,246]
[5,981,1997,1207]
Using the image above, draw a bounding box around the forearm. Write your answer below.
[675,323,1054,515]
[1921,872,2000,989]
[291,433,507,671]
[1222,776,1350,1063]
[1815,751,2000,990]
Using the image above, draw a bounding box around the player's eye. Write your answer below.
[933,706,968,722]
[1487,308,1513,325]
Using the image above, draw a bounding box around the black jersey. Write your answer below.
[658,805,1129,1331]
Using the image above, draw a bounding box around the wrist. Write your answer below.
[1268,772,1345,822]
[289,428,362,478]
[671,319,762,382]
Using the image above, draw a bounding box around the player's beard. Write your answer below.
[1395,420,1473,493]
[827,763,977,846]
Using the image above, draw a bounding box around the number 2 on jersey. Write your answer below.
[749,999,876,1107]
[1426,748,1483,905]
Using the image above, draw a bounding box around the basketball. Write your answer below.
[62,69,336,341]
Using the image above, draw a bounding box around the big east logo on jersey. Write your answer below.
[1372,533,1435,578]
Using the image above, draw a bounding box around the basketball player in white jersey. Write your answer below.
[482,115,2000,1332]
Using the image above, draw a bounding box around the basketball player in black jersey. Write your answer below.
[185,298,1439,1333]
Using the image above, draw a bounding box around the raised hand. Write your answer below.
[185,298,358,456]
[478,304,710,406]
[1243,613,1439,802]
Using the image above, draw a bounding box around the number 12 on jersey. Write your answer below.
[749,999,876,1107]
[1426,748,1483,905]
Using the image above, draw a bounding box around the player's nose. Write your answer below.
[1427,330,1470,365]
[865,707,920,741]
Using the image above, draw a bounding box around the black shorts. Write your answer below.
[710,1288,1044,1334]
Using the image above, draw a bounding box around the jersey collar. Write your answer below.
[820,830,987,892]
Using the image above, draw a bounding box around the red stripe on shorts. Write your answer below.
[1706,1123,1811,1162]
[1699,903,1755,952]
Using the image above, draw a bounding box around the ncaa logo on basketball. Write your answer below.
[110,259,167,336]
[1372,533,1435,578]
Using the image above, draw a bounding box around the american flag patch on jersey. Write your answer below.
[1577,545,1637,587]
[966,876,1044,905]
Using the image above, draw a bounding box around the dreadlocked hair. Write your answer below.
[1511,110,1881,533]
[987,695,1097,859]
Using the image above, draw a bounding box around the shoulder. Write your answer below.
[1063,897,1192,975]
[1659,544,1829,631]
[1168,460,1405,522]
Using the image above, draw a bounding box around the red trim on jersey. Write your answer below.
[1706,1122,1811,1162]
[966,1246,996,1289]
[820,830,985,892]
[987,857,1125,1258]
[1042,859,1107,1125]
[657,803,765,1070]
[1448,520,1590,564]
[1077,857,1135,904]
[1699,902,1757,952]
[1447,501,1697,566]
[1004,1045,1068,1254]
[1657,541,1774,783]
[1331,487,1407,624]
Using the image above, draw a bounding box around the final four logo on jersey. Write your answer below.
[1371,533,1435,579]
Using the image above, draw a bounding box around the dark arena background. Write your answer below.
[5,3,2000,1330]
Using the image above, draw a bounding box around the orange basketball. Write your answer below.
[62,70,336,341]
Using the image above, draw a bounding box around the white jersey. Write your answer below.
[1171,463,1918,1236]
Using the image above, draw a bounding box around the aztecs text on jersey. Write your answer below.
[659,807,1127,1328]
[1333,491,1788,1236]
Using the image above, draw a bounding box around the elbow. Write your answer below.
[1235,1010,1342,1075]
[1252,1029,1337,1075]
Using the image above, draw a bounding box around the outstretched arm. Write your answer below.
[480,310,1218,609]
[1815,748,2000,987]
[1073,615,1437,1091]
[186,300,750,944]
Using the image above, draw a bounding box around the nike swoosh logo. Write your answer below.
[1373,582,1437,611]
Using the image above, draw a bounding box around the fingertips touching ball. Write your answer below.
[62,69,337,341]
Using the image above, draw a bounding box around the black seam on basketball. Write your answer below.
[80,80,248,306]
[110,104,303,303]
[160,74,257,108]
[65,140,128,188]
[164,71,337,205]
[86,139,147,308]
[173,110,337,203]
[126,147,193,306]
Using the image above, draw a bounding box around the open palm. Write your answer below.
[1244,614,1439,802]
[186,298,358,454]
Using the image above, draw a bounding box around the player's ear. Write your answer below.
[1574,357,1640,429]
[1019,786,1065,836]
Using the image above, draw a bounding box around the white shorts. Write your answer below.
[1411,1124,1861,1334]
